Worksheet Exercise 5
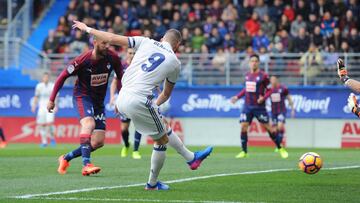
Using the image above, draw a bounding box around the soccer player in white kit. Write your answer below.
[73,20,213,190]
[31,72,56,147]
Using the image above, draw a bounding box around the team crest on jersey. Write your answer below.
[256,76,260,81]
[91,73,108,86]
[107,63,111,70]
[67,65,75,74]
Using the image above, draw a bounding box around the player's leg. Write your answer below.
[0,127,7,148]
[146,134,169,190]
[120,118,130,157]
[37,110,48,147]
[132,130,142,159]
[271,114,280,152]
[46,111,56,147]
[236,109,252,158]
[261,122,288,159]
[276,114,286,144]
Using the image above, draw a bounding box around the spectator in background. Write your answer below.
[237,0,253,23]
[278,14,291,33]
[179,2,191,21]
[295,0,310,20]
[77,0,91,20]
[268,0,283,25]
[211,48,227,73]
[327,28,343,51]
[149,4,161,23]
[292,27,310,53]
[283,4,295,22]
[254,0,268,20]
[208,0,223,20]
[169,11,184,31]
[245,12,261,36]
[331,0,346,21]
[153,18,166,41]
[191,27,206,53]
[274,29,290,51]
[180,27,192,53]
[235,30,252,52]
[161,1,173,24]
[300,43,323,84]
[307,13,320,35]
[315,0,330,17]
[203,16,214,37]
[290,15,306,37]
[69,30,87,54]
[347,28,360,52]
[261,14,276,40]
[185,12,202,32]
[217,21,229,39]
[338,10,357,37]
[223,33,236,51]
[136,0,150,20]
[340,41,350,53]
[66,0,78,16]
[193,2,205,21]
[320,11,336,38]
[42,30,59,54]
[348,0,360,24]
[90,3,102,21]
[112,16,127,35]
[252,29,270,52]
[206,27,223,53]
[57,16,71,36]
[221,3,238,22]
[104,5,116,23]
[311,26,324,49]
[140,19,153,34]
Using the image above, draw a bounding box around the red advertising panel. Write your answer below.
[0,117,121,144]
[341,121,360,148]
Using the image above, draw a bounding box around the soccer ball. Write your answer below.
[298,152,323,174]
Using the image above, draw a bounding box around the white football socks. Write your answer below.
[39,126,47,144]
[167,129,194,162]
[148,144,167,186]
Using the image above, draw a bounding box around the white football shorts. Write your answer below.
[116,90,166,140]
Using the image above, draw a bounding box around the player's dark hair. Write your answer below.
[164,29,182,48]
[250,54,260,61]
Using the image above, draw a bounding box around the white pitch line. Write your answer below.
[12,165,360,199]
[23,197,256,203]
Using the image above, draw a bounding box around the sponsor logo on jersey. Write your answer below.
[245,81,256,92]
[271,93,281,102]
[90,73,108,86]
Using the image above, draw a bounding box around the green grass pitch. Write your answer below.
[0,144,359,203]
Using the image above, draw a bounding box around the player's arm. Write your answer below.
[31,85,39,113]
[258,88,272,104]
[72,20,128,47]
[286,94,295,118]
[110,77,118,106]
[337,58,360,93]
[347,93,360,118]
[231,89,245,104]
[47,70,70,113]
[156,80,174,106]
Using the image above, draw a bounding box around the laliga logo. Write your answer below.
[182,94,243,112]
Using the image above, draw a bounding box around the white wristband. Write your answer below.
[86,27,92,34]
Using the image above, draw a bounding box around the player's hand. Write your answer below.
[291,109,295,118]
[47,101,55,113]
[347,93,358,110]
[337,58,349,83]
[31,106,36,113]
[72,20,88,32]
[257,96,265,104]
[230,96,238,104]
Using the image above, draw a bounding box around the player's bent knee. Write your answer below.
[155,134,169,145]
[91,142,104,151]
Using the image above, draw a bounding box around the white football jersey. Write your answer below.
[35,82,54,109]
[121,36,181,97]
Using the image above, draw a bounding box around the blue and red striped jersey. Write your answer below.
[266,85,289,114]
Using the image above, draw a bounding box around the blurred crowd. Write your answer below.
[42,0,360,56]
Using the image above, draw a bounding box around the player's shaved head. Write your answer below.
[163,29,182,51]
